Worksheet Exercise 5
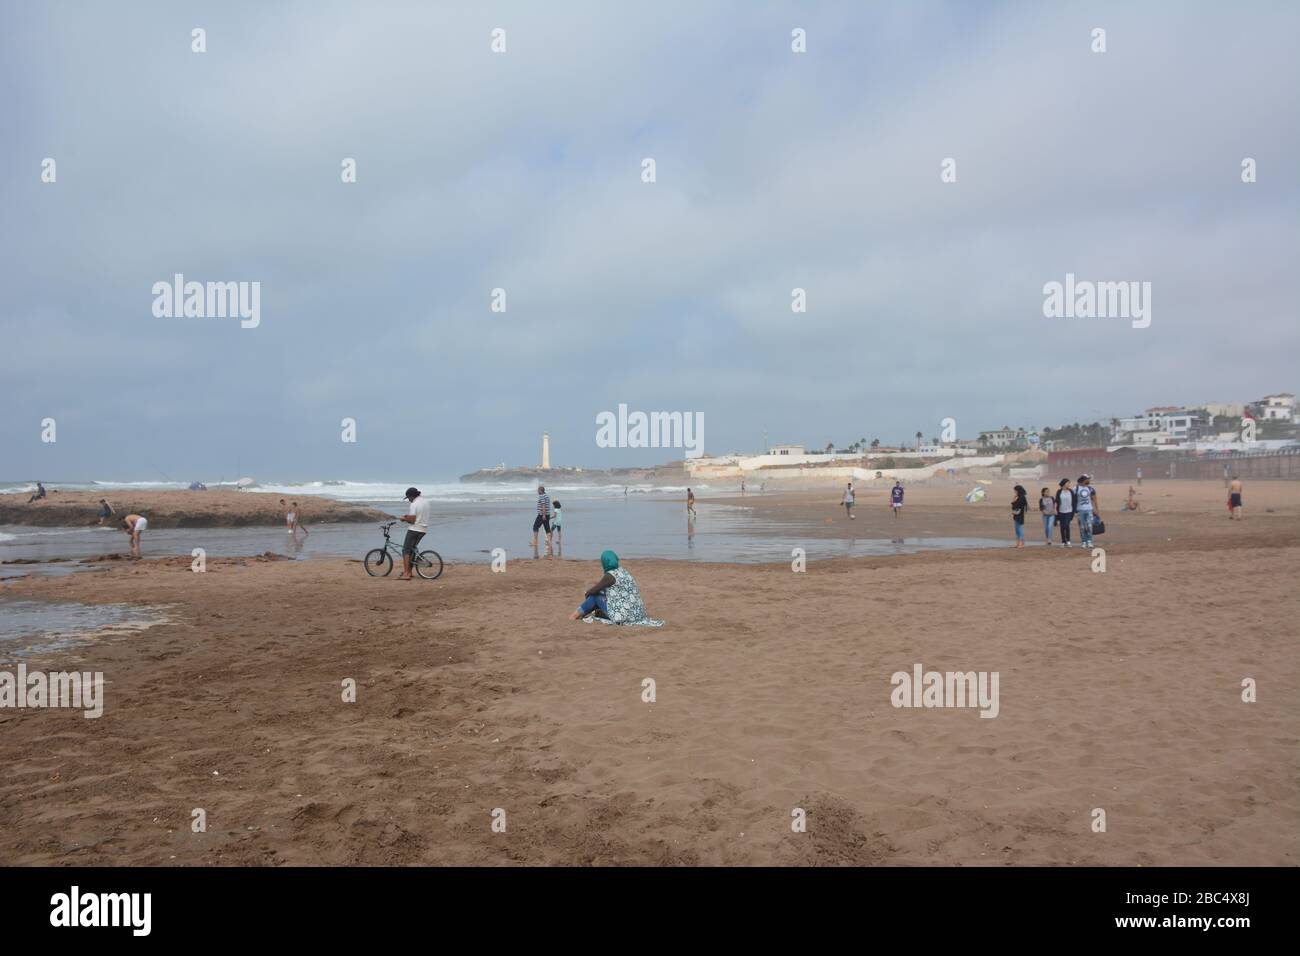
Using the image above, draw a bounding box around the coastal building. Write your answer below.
[978,428,1028,450]
[1255,393,1296,422]
[541,433,551,470]
[1114,408,1206,442]
[768,444,805,456]
[1199,402,1246,420]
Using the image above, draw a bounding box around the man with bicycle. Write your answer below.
[397,486,431,580]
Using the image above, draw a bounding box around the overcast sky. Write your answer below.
[3,0,1297,482]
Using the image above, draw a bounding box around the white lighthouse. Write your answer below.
[541,432,551,470]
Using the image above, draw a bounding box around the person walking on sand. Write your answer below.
[1229,476,1244,520]
[890,481,904,517]
[1055,478,1075,547]
[97,498,115,526]
[1223,464,1230,489]
[552,500,563,543]
[686,487,697,521]
[1075,475,1099,548]
[842,481,856,520]
[1011,485,1028,548]
[396,487,431,580]
[120,513,147,557]
[1136,466,1143,487]
[27,481,46,504]
[1038,486,1056,545]
[531,485,553,552]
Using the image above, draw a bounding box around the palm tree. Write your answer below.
[915,431,923,449]
[826,442,835,454]
[871,438,880,449]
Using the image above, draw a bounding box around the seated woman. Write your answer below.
[569,550,664,627]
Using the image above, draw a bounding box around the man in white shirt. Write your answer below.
[398,486,432,580]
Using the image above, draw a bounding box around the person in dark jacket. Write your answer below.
[1011,485,1028,549]
[1055,478,1075,547]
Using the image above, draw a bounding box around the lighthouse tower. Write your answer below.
[542,432,551,470]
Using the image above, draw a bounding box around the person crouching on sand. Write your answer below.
[569,550,664,627]
[1011,485,1028,548]
[97,498,115,526]
[120,513,147,557]
[1038,486,1055,545]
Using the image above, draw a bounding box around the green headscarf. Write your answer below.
[601,550,620,572]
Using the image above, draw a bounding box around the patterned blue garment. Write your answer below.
[586,567,664,627]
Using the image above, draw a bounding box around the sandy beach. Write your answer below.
[0,491,389,529]
[0,478,1295,866]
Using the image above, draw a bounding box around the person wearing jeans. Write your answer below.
[1055,478,1075,547]
[1039,486,1056,545]
[1076,475,1099,548]
[575,593,609,618]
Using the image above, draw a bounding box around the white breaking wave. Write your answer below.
[1,479,712,503]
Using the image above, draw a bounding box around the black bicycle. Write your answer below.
[364,521,443,580]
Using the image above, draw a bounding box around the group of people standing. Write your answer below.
[840,480,905,520]
[1017,476,1100,549]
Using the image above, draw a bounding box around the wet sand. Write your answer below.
[0,479,1296,866]
[0,490,389,528]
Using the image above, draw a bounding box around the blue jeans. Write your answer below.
[1014,520,1024,541]
[1077,509,1093,546]
[578,594,608,617]
[1058,511,1074,544]
[1043,514,1056,540]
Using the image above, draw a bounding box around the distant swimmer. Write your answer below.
[687,488,697,521]
[291,500,308,537]
[120,513,147,557]
[281,498,293,534]
[97,498,115,526]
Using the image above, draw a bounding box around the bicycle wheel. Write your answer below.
[364,548,393,577]
[415,549,443,580]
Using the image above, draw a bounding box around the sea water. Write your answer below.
[1,496,1005,568]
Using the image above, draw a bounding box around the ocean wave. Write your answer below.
[1,479,710,503]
